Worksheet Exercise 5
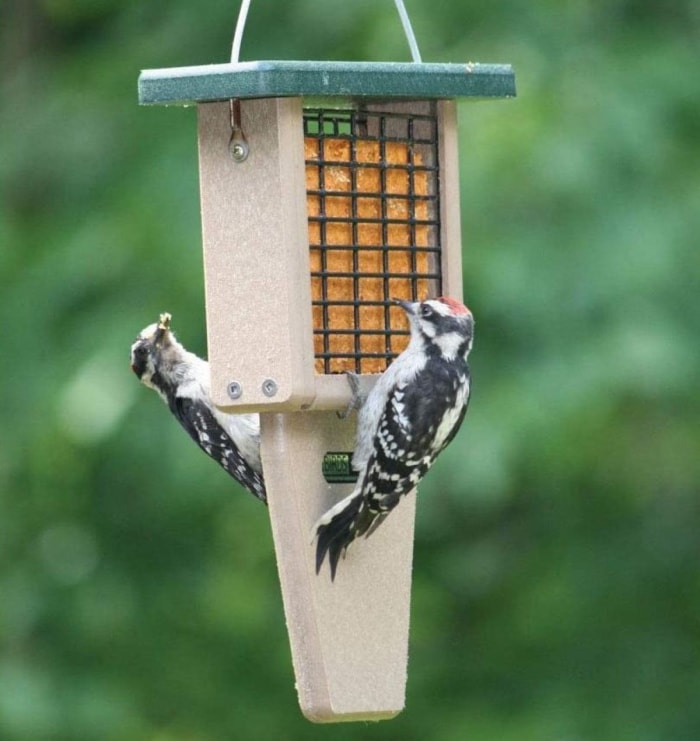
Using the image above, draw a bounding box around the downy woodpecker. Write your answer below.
[315,297,474,578]
[130,313,266,503]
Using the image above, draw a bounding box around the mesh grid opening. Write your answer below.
[304,104,442,375]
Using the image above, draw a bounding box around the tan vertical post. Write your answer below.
[260,411,416,722]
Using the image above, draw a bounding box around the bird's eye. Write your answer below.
[420,303,434,318]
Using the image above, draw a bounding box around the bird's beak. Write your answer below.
[154,312,172,343]
[393,298,416,316]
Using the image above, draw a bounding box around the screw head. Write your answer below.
[229,138,249,162]
[227,381,243,400]
[262,379,278,397]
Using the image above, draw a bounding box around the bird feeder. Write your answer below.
[138,1,514,724]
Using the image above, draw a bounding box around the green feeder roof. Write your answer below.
[138,60,515,106]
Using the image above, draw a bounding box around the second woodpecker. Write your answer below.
[130,313,266,503]
[315,296,474,579]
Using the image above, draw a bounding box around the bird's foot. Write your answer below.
[336,371,366,419]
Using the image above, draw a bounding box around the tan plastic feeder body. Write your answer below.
[138,58,515,722]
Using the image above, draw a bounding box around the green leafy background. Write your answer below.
[2,1,699,738]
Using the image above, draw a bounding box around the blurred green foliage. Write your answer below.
[2,0,699,738]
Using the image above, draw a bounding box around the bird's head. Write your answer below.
[130,312,176,389]
[395,297,474,361]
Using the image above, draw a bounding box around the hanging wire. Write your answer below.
[228,0,252,159]
[393,0,422,63]
[230,0,252,63]
[230,0,423,65]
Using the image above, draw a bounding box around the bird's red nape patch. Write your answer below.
[437,296,470,315]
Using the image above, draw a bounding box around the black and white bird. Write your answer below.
[130,313,266,503]
[315,297,474,579]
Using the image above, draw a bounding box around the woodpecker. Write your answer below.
[130,313,266,503]
[315,297,474,579]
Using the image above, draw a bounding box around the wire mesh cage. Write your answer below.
[304,103,441,374]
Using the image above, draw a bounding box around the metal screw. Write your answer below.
[229,138,249,162]
[227,381,243,400]
[262,379,278,397]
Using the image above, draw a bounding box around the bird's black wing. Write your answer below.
[170,396,267,504]
[361,358,469,517]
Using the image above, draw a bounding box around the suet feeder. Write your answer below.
[138,0,514,724]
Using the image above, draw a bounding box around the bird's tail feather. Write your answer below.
[314,491,375,580]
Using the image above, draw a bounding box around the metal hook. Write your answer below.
[229,98,249,162]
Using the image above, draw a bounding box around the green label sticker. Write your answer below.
[322,452,358,484]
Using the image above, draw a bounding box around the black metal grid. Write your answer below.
[304,105,442,374]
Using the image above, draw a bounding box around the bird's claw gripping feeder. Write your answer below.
[138,0,514,723]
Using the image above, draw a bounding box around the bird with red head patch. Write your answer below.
[315,296,474,579]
